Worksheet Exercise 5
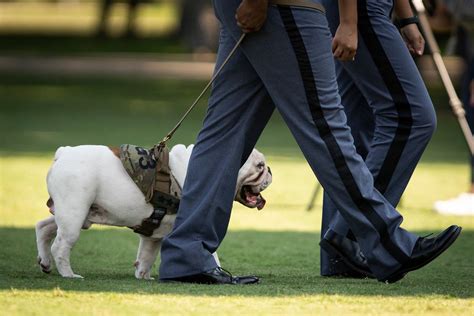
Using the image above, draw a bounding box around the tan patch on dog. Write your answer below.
[108,146,121,158]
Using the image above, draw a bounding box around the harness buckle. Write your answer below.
[133,207,168,237]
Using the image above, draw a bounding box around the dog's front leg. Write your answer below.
[134,236,162,280]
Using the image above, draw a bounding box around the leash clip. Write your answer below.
[160,135,171,146]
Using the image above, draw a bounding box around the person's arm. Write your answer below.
[394,0,415,19]
[394,0,425,56]
[236,0,269,33]
[333,0,358,61]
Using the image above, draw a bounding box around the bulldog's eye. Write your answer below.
[257,162,265,169]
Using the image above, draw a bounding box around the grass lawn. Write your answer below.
[0,75,473,315]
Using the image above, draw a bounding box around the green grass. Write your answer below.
[0,75,473,315]
[0,34,186,55]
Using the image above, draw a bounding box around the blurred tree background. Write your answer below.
[0,0,219,54]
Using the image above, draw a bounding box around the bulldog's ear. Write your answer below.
[252,148,262,155]
[186,145,194,154]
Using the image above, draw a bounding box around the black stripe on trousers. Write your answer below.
[278,7,410,264]
[344,1,415,246]
[358,0,413,194]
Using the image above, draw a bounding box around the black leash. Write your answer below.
[158,33,246,147]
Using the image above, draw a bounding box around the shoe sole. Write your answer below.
[160,276,227,285]
[160,276,260,285]
[319,239,375,279]
[384,226,462,283]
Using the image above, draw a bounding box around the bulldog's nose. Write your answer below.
[267,166,272,175]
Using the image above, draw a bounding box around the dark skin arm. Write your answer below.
[236,0,269,33]
[394,0,425,56]
[333,0,358,61]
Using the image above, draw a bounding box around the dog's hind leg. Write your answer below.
[51,201,90,279]
[134,236,162,280]
[36,215,58,274]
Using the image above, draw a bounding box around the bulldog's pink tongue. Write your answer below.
[246,191,266,210]
[246,193,258,204]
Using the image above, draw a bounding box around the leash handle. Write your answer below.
[160,33,246,146]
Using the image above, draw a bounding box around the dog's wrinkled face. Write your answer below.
[234,149,272,210]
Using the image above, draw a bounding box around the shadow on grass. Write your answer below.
[1,227,472,298]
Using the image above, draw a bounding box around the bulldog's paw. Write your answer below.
[135,269,154,280]
[134,261,154,280]
[57,269,84,279]
[37,256,52,274]
[65,274,84,279]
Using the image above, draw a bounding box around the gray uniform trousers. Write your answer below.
[159,0,419,281]
[320,0,437,276]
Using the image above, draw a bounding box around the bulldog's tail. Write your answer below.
[46,146,71,214]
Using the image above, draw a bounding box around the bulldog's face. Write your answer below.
[169,145,272,210]
[234,149,272,210]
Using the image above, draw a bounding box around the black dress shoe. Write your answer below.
[322,257,372,279]
[162,267,260,285]
[383,225,462,284]
[320,229,375,279]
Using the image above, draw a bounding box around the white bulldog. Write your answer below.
[35,144,272,279]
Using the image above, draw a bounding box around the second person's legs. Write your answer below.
[320,0,437,276]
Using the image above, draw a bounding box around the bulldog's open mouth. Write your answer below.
[240,185,266,210]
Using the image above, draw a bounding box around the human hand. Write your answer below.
[332,22,358,61]
[236,0,268,33]
[400,24,425,56]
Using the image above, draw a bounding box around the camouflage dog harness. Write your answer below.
[120,143,180,237]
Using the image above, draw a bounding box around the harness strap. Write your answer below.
[150,191,180,214]
[132,191,180,237]
[269,0,325,13]
[132,207,167,237]
[153,145,171,195]
[129,144,180,237]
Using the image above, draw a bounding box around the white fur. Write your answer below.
[36,144,271,279]
[168,144,194,189]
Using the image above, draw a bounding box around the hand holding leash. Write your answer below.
[236,0,269,33]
